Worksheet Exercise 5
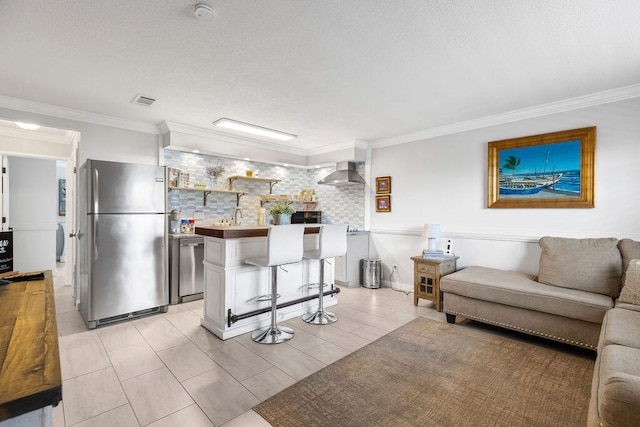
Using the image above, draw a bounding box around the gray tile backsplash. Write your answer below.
[163,150,364,229]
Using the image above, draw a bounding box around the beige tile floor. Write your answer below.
[51,266,446,426]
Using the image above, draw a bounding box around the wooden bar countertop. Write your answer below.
[0,270,62,421]
[195,224,321,239]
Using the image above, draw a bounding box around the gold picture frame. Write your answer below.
[487,126,596,208]
[376,195,391,212]
[375,176,391,194]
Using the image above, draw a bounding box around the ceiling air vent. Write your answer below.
[131,94,156,107]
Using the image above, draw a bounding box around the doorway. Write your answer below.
[0,118,79,288]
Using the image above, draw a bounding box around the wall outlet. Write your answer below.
[445,239,453,255]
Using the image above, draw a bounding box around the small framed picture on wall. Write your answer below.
[59,179,66,216]
[376,195,391,212]
[375,176,391,194]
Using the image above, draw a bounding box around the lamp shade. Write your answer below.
[421,224,442,238]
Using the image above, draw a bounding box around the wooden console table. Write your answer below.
[0,270,62,422]
[410,256,458,312]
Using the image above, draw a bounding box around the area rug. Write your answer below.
[254,317,595,427]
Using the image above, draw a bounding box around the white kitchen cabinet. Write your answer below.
[335,232,369,288]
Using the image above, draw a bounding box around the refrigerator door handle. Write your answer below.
[93,215,99,261]
[93,167,99,214]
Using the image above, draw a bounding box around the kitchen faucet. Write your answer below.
[233,207,243,226]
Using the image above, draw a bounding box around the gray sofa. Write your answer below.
[589,305,640,426]
[440,236,640,426]
[588,243,640,427]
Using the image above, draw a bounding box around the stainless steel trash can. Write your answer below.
[361,259,381,289]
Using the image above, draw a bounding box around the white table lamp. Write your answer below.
[421,224,442,252]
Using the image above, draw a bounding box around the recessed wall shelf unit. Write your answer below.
[167,187,246,206]
[228,176,281,194]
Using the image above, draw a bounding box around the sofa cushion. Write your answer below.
[595,345,640,427]
[614,302,640,313]
[538,236,622,297]
[599,308,640,350]
[440,266,612,324]
[619,239,640,286]
[619,259,640,306]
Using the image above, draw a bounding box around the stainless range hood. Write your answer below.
[317,161,365,186]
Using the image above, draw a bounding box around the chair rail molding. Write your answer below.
[369,228,639,243]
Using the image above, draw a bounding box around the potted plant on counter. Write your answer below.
[269,203,295,225]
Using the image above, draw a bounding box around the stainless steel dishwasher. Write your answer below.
[169,236,204,304]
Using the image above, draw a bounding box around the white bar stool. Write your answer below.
[302,224,347,325]
[246,225,305,344]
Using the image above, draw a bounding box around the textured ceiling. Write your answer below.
[0,1,639,152]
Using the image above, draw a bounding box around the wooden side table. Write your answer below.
[410,255,458,312]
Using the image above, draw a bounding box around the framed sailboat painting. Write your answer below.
[487,127,595,208]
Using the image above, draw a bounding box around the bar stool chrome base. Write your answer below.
[246,226,305,345]
[252,325,294,344]
[303,310,338,325]
[301,225,347,327]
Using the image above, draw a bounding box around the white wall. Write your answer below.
[0,107,160,166]
[0,134,72,158]
[9,156,57,273]
[78,124,159,166]
[369,97,640,290]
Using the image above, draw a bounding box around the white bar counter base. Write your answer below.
[195,225,337,340]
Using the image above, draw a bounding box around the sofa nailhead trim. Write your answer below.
[444,309,596,350]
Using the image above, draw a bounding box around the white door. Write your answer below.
[8,156,57,273]
[66,138,78,289]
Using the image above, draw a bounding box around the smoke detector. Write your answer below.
[194,4,215,21]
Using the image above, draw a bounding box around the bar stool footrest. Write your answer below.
[306,282,330,290]
[255,293,280,302]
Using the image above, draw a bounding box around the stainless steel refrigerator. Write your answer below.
[77,159,168,328]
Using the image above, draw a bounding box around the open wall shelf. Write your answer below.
[228,176,281,194]
[260,198,317,208]
[168,187,246,206]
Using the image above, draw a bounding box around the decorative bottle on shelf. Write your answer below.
[258,207,266,225]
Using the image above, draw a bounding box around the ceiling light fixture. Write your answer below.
[213,118,296,141]
[194,3,215,20]
[15,121,41,131]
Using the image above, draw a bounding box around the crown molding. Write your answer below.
[369,83,640,148]
[0,95,159,134]
[306,138,370,156]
